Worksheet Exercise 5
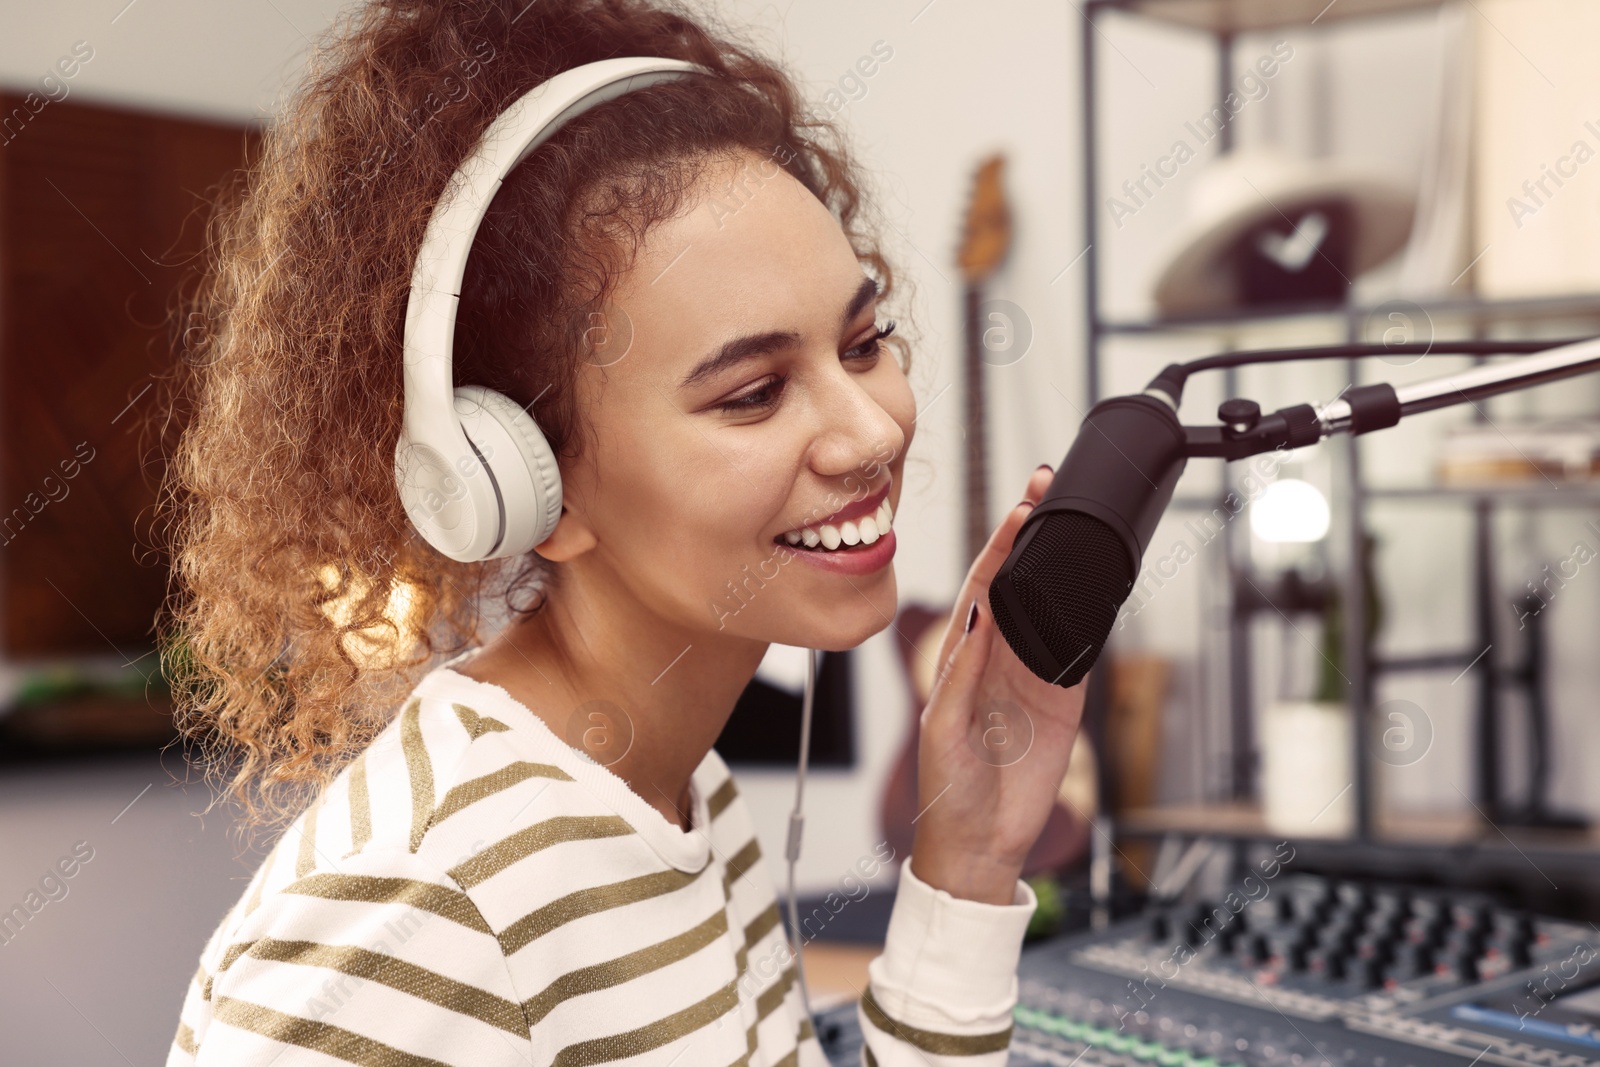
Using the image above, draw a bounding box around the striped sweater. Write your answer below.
[166,649,1039,1066]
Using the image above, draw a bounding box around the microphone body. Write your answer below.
[989,394,1187,689]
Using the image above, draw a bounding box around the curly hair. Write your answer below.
[154,0,912,845]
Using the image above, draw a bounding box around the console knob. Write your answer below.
[1351,957,1385,989]
[1395,942,1434,978]
[1439,947,1480,982]
[1308,948,1346,981]
[1485,934,1532,969]
[1353,934,1393,964]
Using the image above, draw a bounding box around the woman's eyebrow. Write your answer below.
[677,274,881,390]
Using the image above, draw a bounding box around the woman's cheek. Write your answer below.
[881,372,917,459]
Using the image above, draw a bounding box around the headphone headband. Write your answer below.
[397,56,712,562]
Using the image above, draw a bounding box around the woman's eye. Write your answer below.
[845,320,896,361]
[712,321,896,416]
[716,376,786,414]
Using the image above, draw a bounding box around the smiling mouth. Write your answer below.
[773,496,895,552]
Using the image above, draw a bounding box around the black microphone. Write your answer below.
[988,393,1188,690]
[988,334,1600,691]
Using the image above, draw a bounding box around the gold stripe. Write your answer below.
[296,793,324,878]
[865,1046,879,1067]
[212,994,455,1067]
[798,1015,815,1042]
[243,937,526,1035]
[722,836,761,895]
[431,762,573,828]
[743,900,781,949]
[281,873,490,934]
[769,1047,798,1067]
[551,977,740,1067]
[452,703,511,739]
[859,985,1013,1055]
[522,909,728,1025]
[347,752,372,857]
[448,815,634,890]
[400,698,434,854]
[219,939,258,974]
[707,777,738,821]
[756,961,796,1021]
[500,866,704,955]
[735,894,782,984]
[173,1021,197,1055]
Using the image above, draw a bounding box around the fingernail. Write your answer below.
[965,601,979,633]
[1017,499,1035,511]
[1035,463,1054,475]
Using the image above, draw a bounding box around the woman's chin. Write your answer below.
[755,592,897,651]
[835,579,900,648]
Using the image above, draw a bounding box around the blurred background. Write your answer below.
[7,0,1600,1062]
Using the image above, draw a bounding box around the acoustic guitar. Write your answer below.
[878,154,1094,878]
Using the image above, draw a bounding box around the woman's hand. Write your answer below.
[908,464,1090,905]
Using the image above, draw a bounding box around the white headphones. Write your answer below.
[396,56,712,562]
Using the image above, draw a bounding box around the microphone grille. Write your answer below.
[989,511,1134,689]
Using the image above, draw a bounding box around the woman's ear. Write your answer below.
[532,504,597,562]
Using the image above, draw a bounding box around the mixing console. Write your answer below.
[814,873,1600,1066]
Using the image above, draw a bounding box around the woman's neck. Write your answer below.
[456,566,768,832]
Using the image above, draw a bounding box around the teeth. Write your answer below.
[779,497,894,551]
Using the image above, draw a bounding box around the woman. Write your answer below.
[159,0,1086,1064]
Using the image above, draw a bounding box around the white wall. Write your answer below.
[0,754,258,1065]
[0,0,346,124]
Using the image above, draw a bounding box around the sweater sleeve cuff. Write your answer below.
[868,857,1038,1022]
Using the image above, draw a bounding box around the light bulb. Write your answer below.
[1250,478,1330,543]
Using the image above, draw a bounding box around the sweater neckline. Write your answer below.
[420,648,713,874]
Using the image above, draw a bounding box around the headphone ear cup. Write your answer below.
[452,384,563,559]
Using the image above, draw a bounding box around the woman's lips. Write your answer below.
[775,481,892,541]
[811,481,891,529]
[782,527,896,576]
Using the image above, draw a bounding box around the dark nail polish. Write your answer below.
[1017,499,1035,511]
[1035,463,1054,475]
[965,601,979,633]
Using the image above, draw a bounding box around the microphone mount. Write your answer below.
[1147,334,1600,466]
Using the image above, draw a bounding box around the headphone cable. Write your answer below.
[785,647,818,1025]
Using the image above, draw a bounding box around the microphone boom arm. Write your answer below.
[1319,335,1600,430]
[1167,335,1600,464]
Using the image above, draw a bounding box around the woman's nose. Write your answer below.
[808,374,904,478]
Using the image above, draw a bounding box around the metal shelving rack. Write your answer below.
[1079,0,1600,873]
